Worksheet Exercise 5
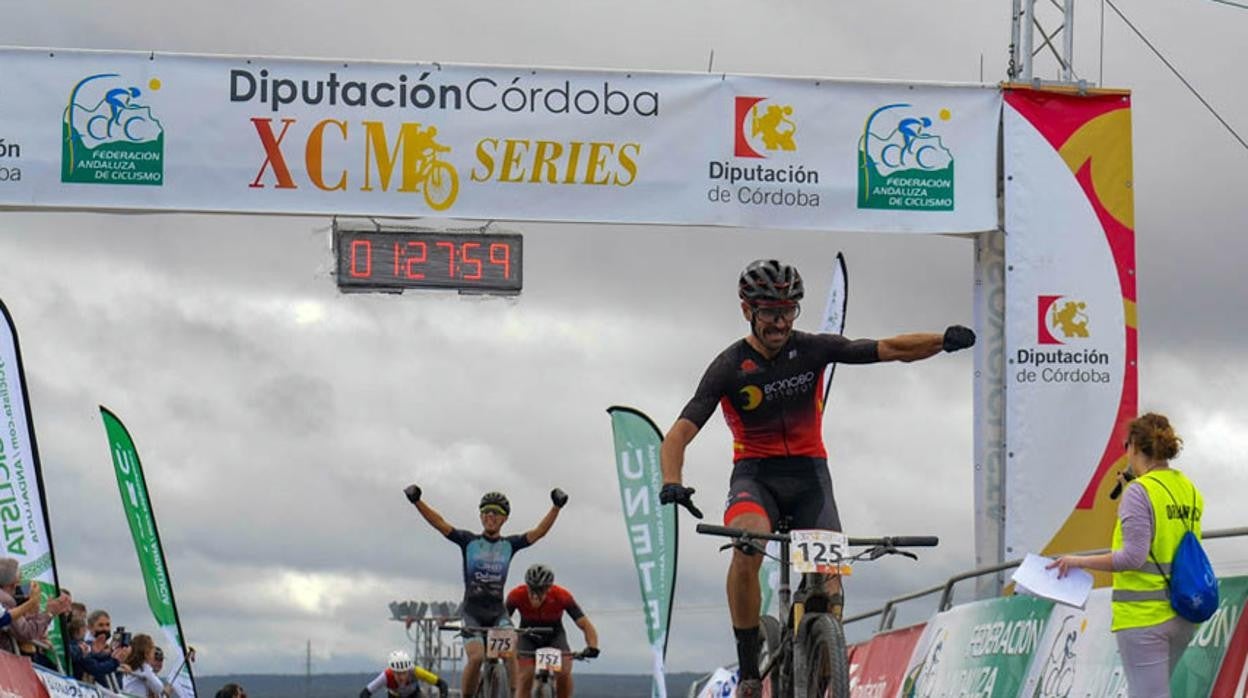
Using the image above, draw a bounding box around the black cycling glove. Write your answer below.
[659,484,703,519]
[403,484,422,504]
[581,646,601,659]
[551,488,569,508]
[942,325,976,352]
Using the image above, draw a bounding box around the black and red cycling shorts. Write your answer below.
[723,456,841,531]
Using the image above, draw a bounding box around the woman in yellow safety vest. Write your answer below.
[1048,412,1205,698]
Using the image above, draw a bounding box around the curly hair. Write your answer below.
[1126,412,1183,461]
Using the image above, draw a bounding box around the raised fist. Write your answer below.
[942,325,976,352]
[551,488,569,508]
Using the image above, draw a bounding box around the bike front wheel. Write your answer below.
[795,613,848,698]
[531,674,556,698]
[480,661,510,698]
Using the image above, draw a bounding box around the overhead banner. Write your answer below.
[608,406,678,698]
[0,300,65,671]
[0,47,1000,232]
[1003,88,1137,564]
[99,407,197,698]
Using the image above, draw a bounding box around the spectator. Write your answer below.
[0,557,71,668]
[150,646,191,698]
[65,616,89,680]
[0,581,42,630]
[214,683,246,698]
[122,633,173,698]
[80,609,128,690]
[69,600,88,626]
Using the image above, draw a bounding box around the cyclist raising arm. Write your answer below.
[659,259,974,698]
[359,650,448,698]
[405,485,569,696]
[506,564,599,698]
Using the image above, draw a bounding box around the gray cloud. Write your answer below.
[3,0,1247,681]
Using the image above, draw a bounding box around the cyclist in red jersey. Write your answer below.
[506,564,599,698]
[658,259,974,698]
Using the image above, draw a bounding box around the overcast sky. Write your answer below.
[2,0,1247,683]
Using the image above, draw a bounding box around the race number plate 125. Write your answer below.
[790,529,851,575]
[486,628,517,659]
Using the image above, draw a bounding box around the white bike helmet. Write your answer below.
[388,649,414,673]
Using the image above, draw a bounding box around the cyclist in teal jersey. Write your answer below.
[405,485,568,697]
[659,259,974,697]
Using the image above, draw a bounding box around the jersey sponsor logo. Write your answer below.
[739,358,761,374]
[739,385,764,410]
[762,370,817,398]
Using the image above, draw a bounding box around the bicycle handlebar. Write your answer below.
[437,624,555,636]
[695,523,938,548]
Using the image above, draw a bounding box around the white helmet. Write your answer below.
[388,649,414,673]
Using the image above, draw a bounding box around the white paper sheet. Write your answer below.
[1011,553,1095,609]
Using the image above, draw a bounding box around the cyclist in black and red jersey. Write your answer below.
[506,564,599,698]
[659,259,974,697]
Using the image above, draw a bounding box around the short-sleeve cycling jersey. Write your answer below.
[447,529,532,618]
[679,331,879,460]
[365,666,442,697]
[505,584,585,630]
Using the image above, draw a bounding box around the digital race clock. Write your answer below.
[335,229,523,294]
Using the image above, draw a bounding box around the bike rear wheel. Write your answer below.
[795,613,848,698]
[759,614,787,697]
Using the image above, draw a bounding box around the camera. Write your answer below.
[113,627,131,647]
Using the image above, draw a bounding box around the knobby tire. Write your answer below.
[796,614,848,698]
[531,675,556,698]
[759,614,787,697]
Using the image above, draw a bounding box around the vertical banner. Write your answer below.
[99,407,196,698]
[1003,88,1137,566]
[819,251,850,393]
[608,406,677,698]
[0,300,65,671]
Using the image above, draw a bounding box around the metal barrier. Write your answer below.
[844,525,1248,634]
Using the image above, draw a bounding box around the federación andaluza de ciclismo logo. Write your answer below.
[62,73,165,185]
[858,104,953,211]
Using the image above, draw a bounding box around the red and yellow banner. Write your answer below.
[1002,88,1137,567]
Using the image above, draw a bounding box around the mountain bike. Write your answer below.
[697,521,938,698]
[439,624,554,698]
[520,646,591,698]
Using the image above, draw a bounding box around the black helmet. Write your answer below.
[479,491,510,516]
[525,564,555,589]
[739,259,804,303]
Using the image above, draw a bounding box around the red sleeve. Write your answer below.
[552,586,584,620]
[505,585,525,614]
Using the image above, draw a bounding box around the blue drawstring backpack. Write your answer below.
[1150,478,1219,623]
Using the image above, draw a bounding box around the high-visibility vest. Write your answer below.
[1111,468,1203,631]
